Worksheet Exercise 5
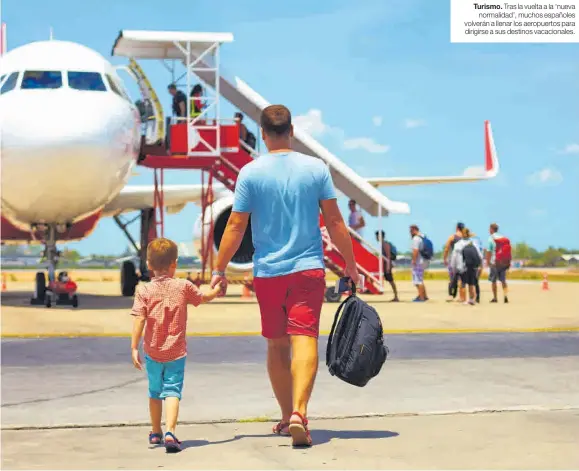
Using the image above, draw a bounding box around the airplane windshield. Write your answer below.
[0,72,19,94]
[106,74,130,102]
[68,71,107,91]
[21,71,63,89]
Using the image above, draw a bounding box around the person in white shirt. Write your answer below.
[450,228,483,305]
[348,200,365,239]
[410,224,429,302]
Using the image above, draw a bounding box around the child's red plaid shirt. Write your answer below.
[131,275,202,362]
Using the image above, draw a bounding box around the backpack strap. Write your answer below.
[325,278,356,368]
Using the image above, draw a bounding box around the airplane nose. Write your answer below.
[0,92,138,224]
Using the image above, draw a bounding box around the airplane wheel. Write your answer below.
[35,272,46,300]
[72,295,79,308]
[325,287,342,303]
[121,261,138,297]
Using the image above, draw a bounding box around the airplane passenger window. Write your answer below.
[68,72,107,91]
[0,72,19,94]
[21,71,62,89]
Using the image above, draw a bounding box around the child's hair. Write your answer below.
[461,228,471,238]
[147,238,178,272]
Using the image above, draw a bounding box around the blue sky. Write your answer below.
[3,0,578,254]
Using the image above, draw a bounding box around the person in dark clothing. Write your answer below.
[234,112,256,150]
[375,230,399,302]
[168,84,186,118]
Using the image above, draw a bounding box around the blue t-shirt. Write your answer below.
[232,151,337,278]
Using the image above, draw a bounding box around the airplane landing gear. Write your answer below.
[114,208,155,297]
[30,225,79,308]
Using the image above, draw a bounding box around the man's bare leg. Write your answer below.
[290,335,319,417]
[267,336,293,422]
[149,398,163,435]
[492,282,498,301]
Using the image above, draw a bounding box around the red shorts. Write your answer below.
[253,269,326,339]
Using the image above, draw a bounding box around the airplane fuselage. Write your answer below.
[0,40,140,240]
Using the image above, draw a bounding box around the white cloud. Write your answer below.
[526,168,563,186]
[343,138,390,154]
[372,116,383,127]
[293,109,328,136]
[294,108,390,154]
[404,118,426,129]
[562,143,579,154]
[463,166,486,177]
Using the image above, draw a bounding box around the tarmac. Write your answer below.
[1,278,579,469]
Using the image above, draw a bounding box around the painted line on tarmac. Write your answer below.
[2,326,579,339]
[3,405,578,431]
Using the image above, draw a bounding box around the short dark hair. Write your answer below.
[375,230,385,239]
[490,222,499,232]
[234,112,243,120]
[349,199,356,205]
[410,224,419,231]
[457,222,465,230]
[191,84,203,95]
[260,105,292,137]
[168,83,177,90]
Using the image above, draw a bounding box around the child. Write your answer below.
[130,238,222,453]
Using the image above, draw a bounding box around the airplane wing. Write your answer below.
[101,184,231,217]
[367,121,499,188]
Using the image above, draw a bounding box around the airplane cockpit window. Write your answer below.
[68,72,107,91]
[21,71,63,89]
[0,72,19,94]
[106,74,131,102]
[0,74,6,85]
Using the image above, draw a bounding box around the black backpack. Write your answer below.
[462,242,481,268]
[326,282,389,387]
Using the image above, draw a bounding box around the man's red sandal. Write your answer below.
[288,411,312,447]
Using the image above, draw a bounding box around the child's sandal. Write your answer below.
[164,432,182,453]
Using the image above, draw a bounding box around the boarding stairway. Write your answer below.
[138,118,384,295]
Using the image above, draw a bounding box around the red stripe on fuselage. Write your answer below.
[1,212,102,242]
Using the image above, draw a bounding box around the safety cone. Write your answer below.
[1,273,6,292]
[542,272,549,291]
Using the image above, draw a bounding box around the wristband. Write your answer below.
[212,270,225,277]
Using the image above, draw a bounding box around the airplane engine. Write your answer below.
[192,196,254,272]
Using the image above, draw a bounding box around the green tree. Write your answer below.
[513,242,532,260]
[541,246,563,267]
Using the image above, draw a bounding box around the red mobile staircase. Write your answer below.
[140,121,385,295]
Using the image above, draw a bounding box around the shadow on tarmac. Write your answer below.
[158,429,399,451]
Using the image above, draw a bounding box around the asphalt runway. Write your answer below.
[2,332,578,429]
[2,332,579,368]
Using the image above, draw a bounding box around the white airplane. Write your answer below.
[0,37,499,305]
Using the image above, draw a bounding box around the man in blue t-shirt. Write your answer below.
[211,104,359,447]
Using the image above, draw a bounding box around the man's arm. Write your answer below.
[411,237,419,265]
[179,99,186,117]
[383,242,391,272]
[215,212,250,272]
[443,235,453,264]
[358,215,366,230]
[320,199,357,269]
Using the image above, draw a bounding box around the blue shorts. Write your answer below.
[145,355,186,400]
